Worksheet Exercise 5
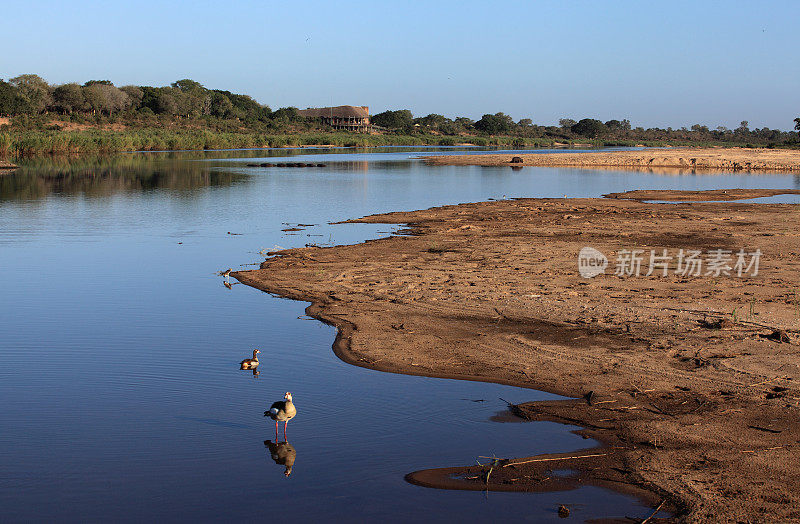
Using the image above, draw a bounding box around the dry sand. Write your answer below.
[422,147,800,172]
[234,188,800,522]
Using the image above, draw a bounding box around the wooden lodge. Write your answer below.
[297,105,370,132]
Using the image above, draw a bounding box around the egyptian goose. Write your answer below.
[240,349,260,369]
[264,439,297,476]
[265,392,297,437]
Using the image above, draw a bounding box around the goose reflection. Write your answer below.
[264,439,296,477]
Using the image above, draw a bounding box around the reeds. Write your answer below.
[4,127,762,159]
[0,129,454,157]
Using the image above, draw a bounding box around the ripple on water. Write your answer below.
[5,148,760,521]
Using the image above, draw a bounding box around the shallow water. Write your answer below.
[1,147,797,522]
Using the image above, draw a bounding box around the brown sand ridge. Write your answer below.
[233,188,800,522]
[604,188,800,201]
[422,147,800,172]
[0,160,18,170]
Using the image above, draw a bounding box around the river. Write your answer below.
[1,147,797,522]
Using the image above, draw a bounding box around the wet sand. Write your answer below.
[422,147,800,172]
[234,188,800,522]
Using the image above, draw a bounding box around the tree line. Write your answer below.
[0,74,299,130]
[1,74,797,147]
[372,110,798,146]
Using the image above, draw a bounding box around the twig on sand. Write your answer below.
[640,500,665,524]
[741,446,785,453]
[503,452,608,467]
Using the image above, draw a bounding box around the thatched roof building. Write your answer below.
[298,105,370,132]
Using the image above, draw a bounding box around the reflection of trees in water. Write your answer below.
[326,161,369,173]
[0,154,248,201]
[0,146,483,201]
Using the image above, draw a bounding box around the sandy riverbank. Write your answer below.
[234,188,800,522]
[0,160,18,170]
[422,147,800,172]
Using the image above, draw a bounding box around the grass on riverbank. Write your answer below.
[1,128,796,158]
[0,129,550,157]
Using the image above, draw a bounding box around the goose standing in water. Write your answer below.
[265,392,296,438]
[240,349,260,370]
[264,439,297,477]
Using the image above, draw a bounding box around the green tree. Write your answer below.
[9,74,52,113]
[209,92,234,118]
[439,120,462,135]
[83,80,114,87]
[171,79,205,92]
[415,113,450,129]
[605,119,631,131]
[474,112,513,134]
[138,86,161,113]
[454,116,474,128]
[82,84,129,114]
[0,79,30,115]
[793,117,799,133]
[558,118,576,129]
[120,86,144,110]
[272,107,300,121]
[169,80,210,116]
[571,118,608,138]
[155,92,178,115]
[736,120,750,134]
[371,109,413,129]
[214,91,269,120]
[52,83,84,114]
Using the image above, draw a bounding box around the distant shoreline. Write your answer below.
[2,124,798,160]
[422,147,800,172]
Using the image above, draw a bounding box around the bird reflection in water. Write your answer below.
[264,439,296,477]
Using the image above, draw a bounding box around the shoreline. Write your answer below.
[233,188,800,522]
[233,267,674,514]
[422,147,800,172]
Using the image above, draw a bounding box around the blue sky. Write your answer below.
[2,0,797,129]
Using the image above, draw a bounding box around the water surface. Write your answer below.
[2,147,796,522]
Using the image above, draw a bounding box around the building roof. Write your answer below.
[298,105,369,119]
